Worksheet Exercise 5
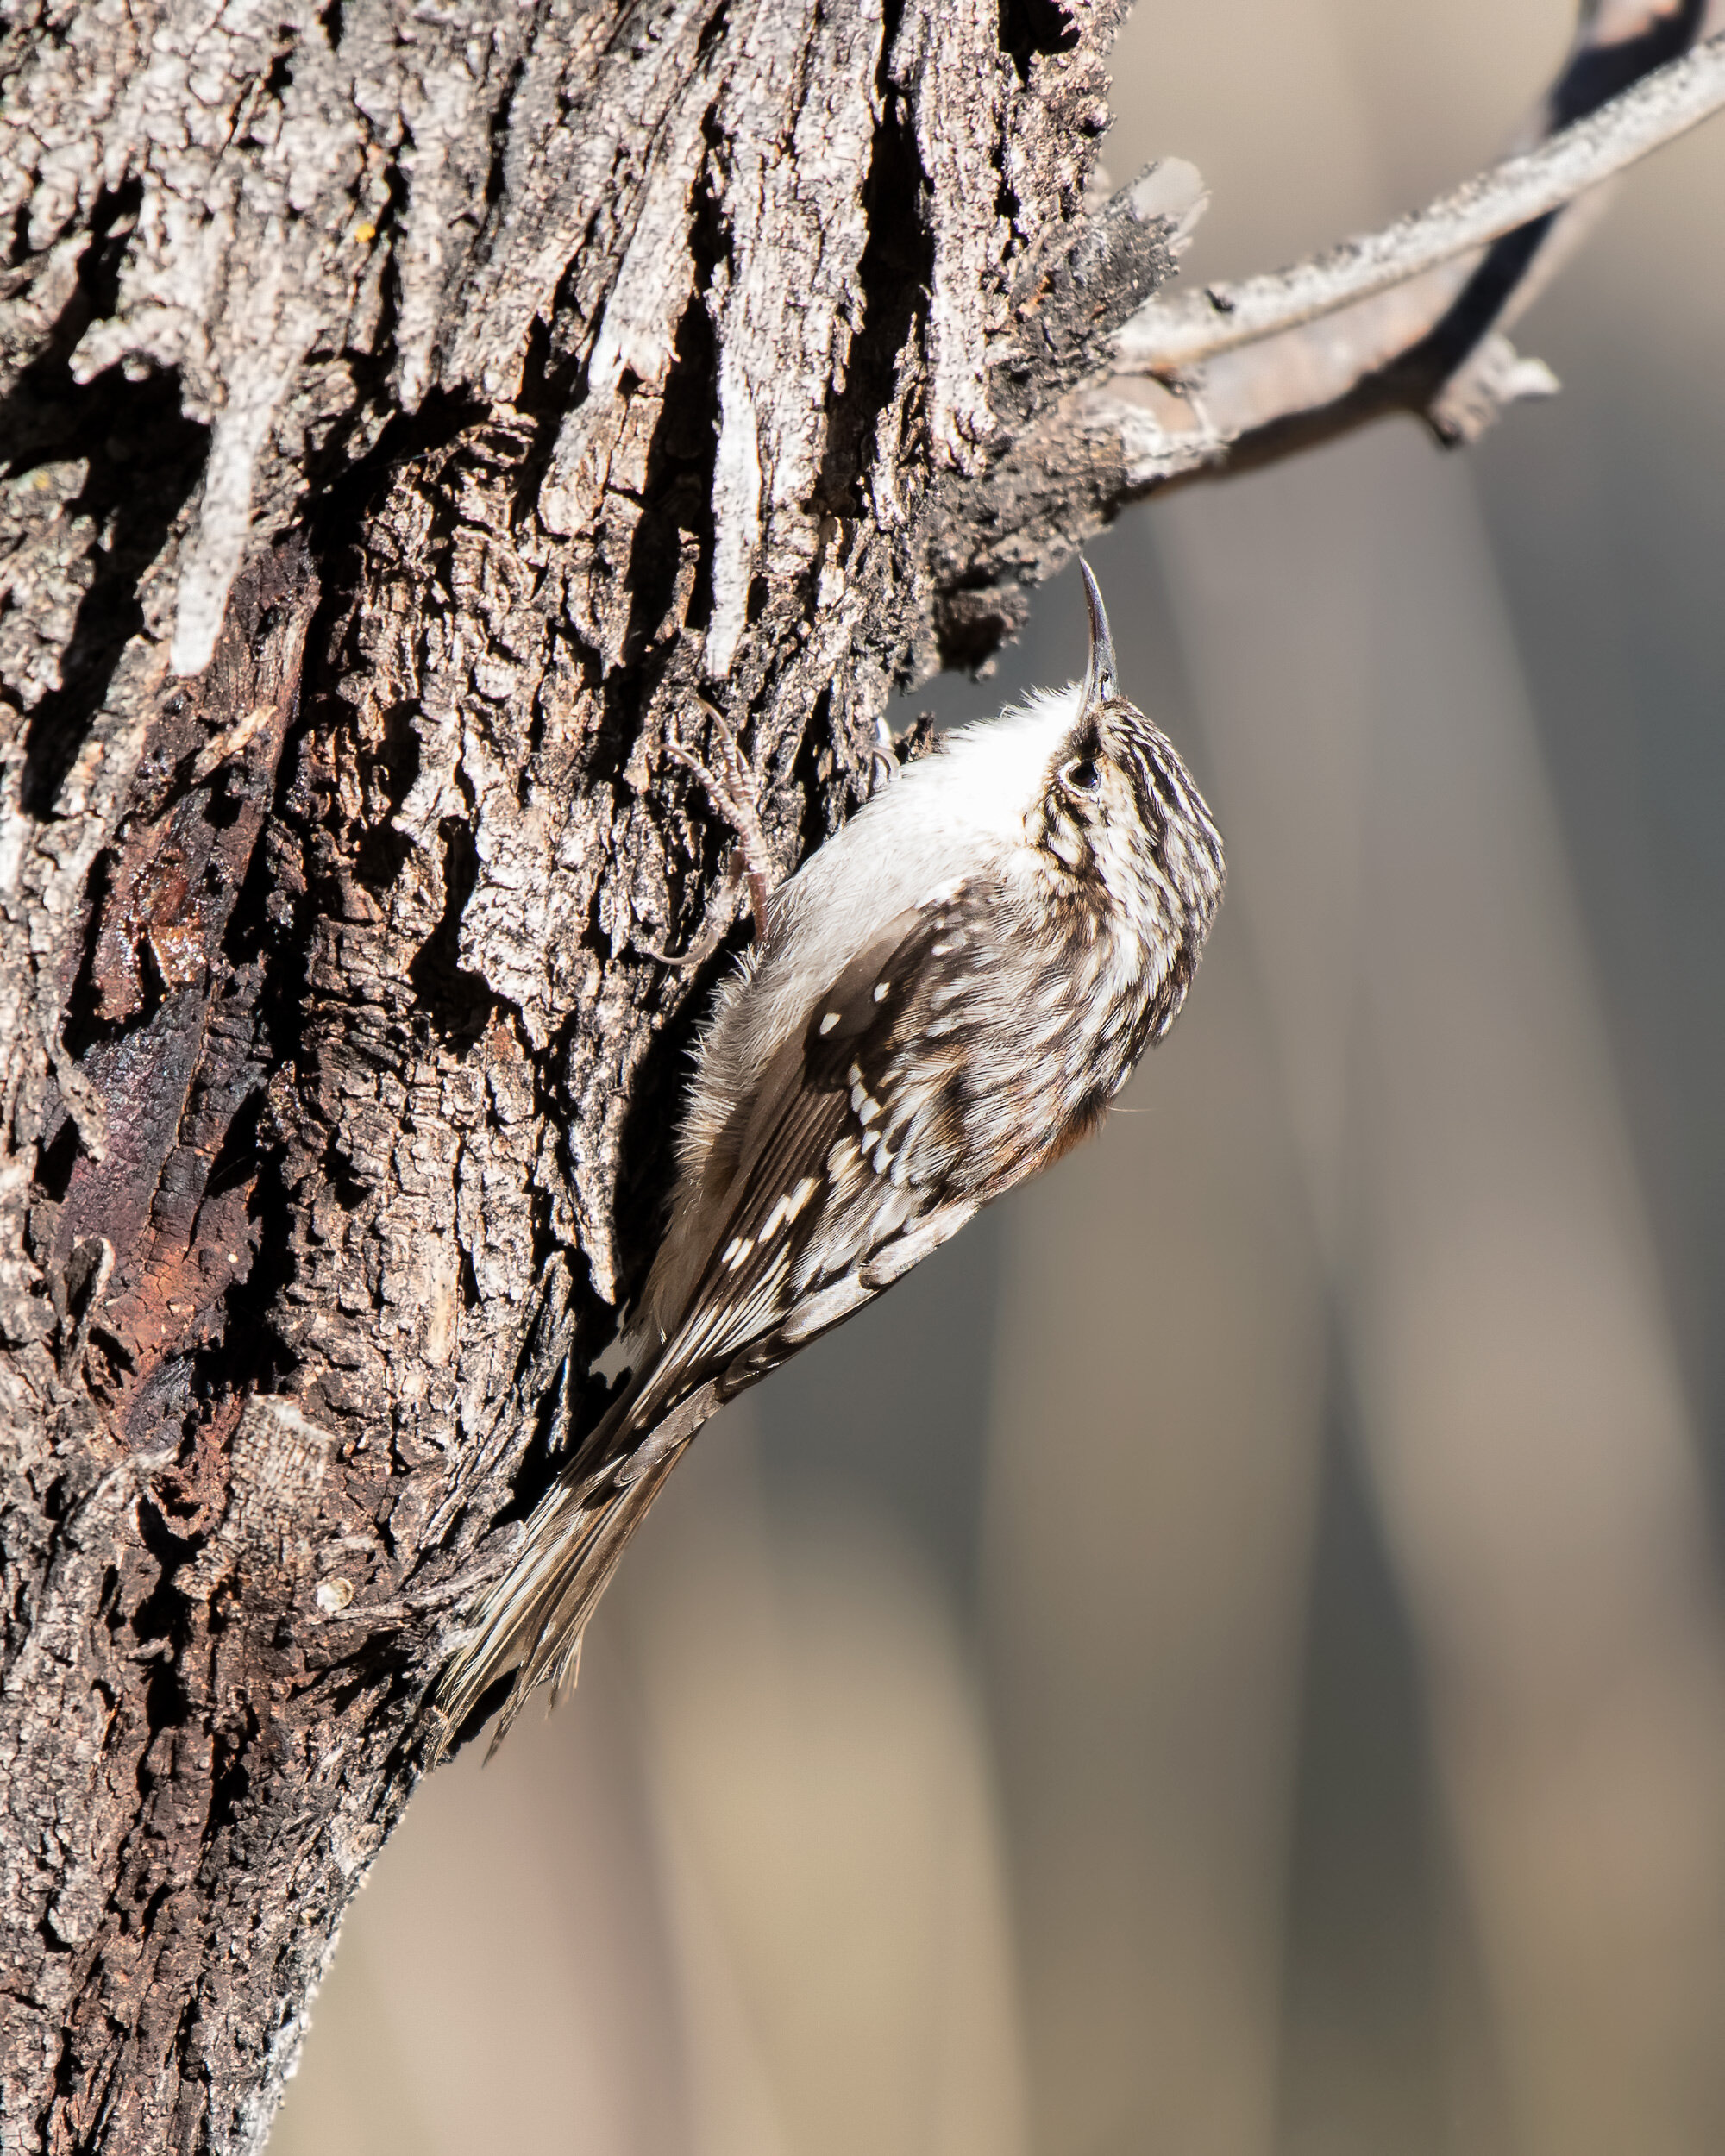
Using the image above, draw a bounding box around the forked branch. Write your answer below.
[1113,32,1725,380]
[929,3,1725,665]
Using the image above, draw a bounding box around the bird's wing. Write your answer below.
[634,881,1007,1408]
[434,881,1006,1751]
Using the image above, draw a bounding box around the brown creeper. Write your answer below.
[436,566,1225,1751]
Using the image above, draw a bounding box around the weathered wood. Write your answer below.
[0,3,1144,2147]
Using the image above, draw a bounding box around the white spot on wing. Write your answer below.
[915,876,968,909]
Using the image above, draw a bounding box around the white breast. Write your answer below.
[683,684,1088,1159]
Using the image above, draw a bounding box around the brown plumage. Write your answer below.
[435,565,1224,1752]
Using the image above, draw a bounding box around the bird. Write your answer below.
[434,563,1226,1753]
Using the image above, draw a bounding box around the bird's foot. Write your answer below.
[663,698,775,939]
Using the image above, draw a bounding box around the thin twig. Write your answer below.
[927,2,1720,669]
[1113,32,1725,379]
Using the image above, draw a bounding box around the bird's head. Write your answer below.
[1031,562,1226,965]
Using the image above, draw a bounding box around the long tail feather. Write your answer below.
[431,1371,724,1756]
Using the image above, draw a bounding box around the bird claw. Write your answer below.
[656,698,776,945]
[633,919,733,971]
[869,717,897,797]
[645,702,916,967]
[871,713,938,794]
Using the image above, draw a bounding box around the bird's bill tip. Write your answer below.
[1078,560,1119,709]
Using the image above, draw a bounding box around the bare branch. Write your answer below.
[926,2,1724,672]
[1113,32,1725,381]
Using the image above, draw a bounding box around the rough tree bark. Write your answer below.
[0,1,1716,2149]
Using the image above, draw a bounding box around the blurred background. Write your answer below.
[272,4,1725,2152]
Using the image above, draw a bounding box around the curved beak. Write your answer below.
[1078,560,1119,712]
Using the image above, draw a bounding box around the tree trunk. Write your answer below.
[0,2,1159,2146]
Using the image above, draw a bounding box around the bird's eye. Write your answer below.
[1061,755,1100,797]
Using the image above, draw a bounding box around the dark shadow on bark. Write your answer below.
[3,184,209,815]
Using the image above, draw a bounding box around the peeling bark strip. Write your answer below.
[0,0,1716,2146]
